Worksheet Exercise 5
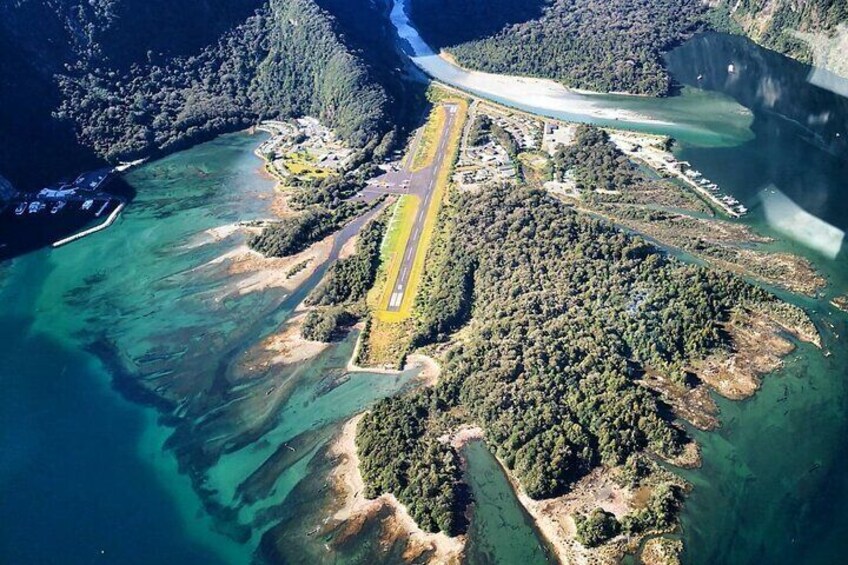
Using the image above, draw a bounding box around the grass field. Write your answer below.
[518,151,553,182]
[282,152,332,181]
[380,195,417,264]
[377,99,468,324]
[359,96,468,366]
[410,105,447,172]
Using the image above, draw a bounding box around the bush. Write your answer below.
[575,508,621,547]
[301,307,355,342]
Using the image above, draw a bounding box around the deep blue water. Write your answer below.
[0,256,223,565]
[2,27,848,565]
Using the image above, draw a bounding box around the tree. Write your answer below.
[575,508,621,547]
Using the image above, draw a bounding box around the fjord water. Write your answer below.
[0,133,271,564]
[660,33,848,564]
[666,32,848,263]
[0,133,419,563]
[0,261,225,565]
[3,19,848,565]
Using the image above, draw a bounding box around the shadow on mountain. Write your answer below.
[408,0,548,49]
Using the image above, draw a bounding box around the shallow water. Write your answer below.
[463,441,555,565]
[390,4,848,563]
[391,0,755,147]
[661,33,848,565]
[3,11,848,565]
[0,132,418,563]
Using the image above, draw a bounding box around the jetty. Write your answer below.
[608,131,746,218]
[52,202,125,248]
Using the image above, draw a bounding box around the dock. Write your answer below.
[52,203,125,248]
[608,132,746,218]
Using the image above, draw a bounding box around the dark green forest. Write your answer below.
[299,214,387,342]
[307,215,386,307]
[0,0,413,189]
[302,307,356,341]
[552,126,636,190]
[358,184,779,533]
[410,0,707,95]
[247,199,368,257]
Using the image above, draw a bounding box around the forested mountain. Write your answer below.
[409,0,707,95]
[0,0,411,189]
[715,0,848,69]
[410,0,848,94]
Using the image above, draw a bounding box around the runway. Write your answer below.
[364,103,460,312]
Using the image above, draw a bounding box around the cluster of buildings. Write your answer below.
[455,140,516,187]
[9,169,115,217]
[490,110,542,151]
[256,117,354,182]
[454,105,547,190]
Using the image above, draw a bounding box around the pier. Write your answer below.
[52,203,125,248]
[608,131,746,218]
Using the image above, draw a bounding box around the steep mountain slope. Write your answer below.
[409,0,708,95]
[715,0,848,79]
[408,0,848,95]
[0,0,407,189]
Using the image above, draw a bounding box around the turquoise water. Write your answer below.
[0,132,419,563]
[3,24,848,565]
[392,0,755,148]
[660,33,848,564]
[0,259,226,564]
[463,441,555,565]
[392,5,848,561]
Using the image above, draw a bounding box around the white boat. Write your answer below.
[28,201,45,214]
[51,201,66,214]
[14,202,27,215]
[81,199,94,210]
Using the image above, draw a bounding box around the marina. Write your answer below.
[52,202,126,248]
[608,130,748,217]
[0,166,129,260]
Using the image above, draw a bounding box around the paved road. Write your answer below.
[365,103,459,312]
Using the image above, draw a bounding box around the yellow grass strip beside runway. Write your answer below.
[376,99,468,323]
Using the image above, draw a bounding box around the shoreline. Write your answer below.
[487,444,689,565]
[328,415,466,563]
[389,0,676,129]
[607,130,743,218]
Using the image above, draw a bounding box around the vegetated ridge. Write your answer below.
[409,0,708,96]
[0,0,410,189]
[712,0,848,68]
[410,0,848,94]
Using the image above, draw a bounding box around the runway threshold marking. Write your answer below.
[376,100,467,321]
